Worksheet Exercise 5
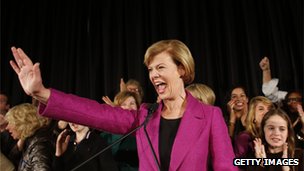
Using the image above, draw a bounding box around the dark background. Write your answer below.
[1,0,303,110]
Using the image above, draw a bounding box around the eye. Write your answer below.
[279,127,286,131]
[157,65,165,70]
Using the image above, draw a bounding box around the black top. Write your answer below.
[159,116,181,171]
[53,130,118,171]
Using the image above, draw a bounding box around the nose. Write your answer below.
[273,128,280,135]
[149,69,159,79]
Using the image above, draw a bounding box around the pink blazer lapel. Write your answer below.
[142,103,162,169]
[169,95,207,170]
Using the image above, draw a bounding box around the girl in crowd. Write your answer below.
[9,39,237,170]
[112,91,141,171]
[226,86,249,139]
[234,96,274,170]
[102,78,144,107]
[53,122,118,171]
[186,83,216,105]
[249,108,304,171]
[5,103,54,171]
[260,57,304,149]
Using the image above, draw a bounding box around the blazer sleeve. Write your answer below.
[38,89,139,134]
[210,107,238,171]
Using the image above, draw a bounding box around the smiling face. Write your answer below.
[120,96,138,110]
[230,87,248,111]
[254,102,271,127]
[264,115,288,149]
[286,92,302,113]
[148,52,185,100]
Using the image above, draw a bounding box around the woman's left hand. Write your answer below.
[282,143,290,171]
[253,138,266,158]
[297,104,304,125]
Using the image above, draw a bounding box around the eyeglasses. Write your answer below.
[287,98,302,103]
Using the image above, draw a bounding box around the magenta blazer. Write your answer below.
[39,89,237,171]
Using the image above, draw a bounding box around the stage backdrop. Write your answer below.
[1,0,303,113]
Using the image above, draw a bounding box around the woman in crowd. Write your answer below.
[9,39,236,170]
[234,96,274,170]
[5,103,54,171]
[111,91,141,171]
[53,122,118,171]
[226,86,249,139]
[102,78,144,107]
[186,83,216,105]
[249,108,303,171]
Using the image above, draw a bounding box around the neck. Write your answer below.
[268,145,283,154]
[162,92,186,119]
[75,128,90,143]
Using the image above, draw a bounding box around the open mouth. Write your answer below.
[270,138,281,143]
[155,82,166,94]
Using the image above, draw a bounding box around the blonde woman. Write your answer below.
[10,39,236,170]
[234,96,274,158]
[5,103,53,171]
[186,83,216,105]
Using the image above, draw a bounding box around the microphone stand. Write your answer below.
[70,103,160,171]
[144,123,161,171]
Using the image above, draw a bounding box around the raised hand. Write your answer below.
[259,57,270,71]
[282,143,288,158]
[227,99,240,120]
[253,138,266,158]
[282,143,290,171]
[120,78,127,92]
[102,96,115,107]
[297,104,304,125]
[56,129,71,157]
[9,47,50,103]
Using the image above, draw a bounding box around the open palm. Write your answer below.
[9,47,45,96]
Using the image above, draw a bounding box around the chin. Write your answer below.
[269,143,284,148]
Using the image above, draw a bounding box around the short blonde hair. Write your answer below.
[5,103,50,140]
[245,96,274,138]
[144,40,195,84]
[114,91,141,109]
[186,83,216,105]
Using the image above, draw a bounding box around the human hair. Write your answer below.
[260,108,295,157]
[5,103,50,140]
[245,96,274,138]
[126,79,144,100]
[144,39,195,84]
[186,83,216,105]
[114,91,141,109]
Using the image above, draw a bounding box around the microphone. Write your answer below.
[70,103,159,171]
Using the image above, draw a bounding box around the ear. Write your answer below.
[177,65,186,78]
